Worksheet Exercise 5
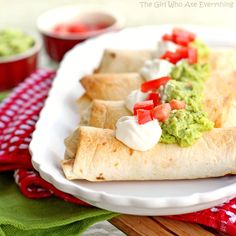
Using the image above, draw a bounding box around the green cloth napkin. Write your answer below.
[0,173,118,236]
[0,91,10,102]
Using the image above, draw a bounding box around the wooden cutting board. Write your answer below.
[110,215,229,236]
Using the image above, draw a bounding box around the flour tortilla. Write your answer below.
[80,73,143,100]
[62,126,236,181]
[204,71,236,128]
[94,49,154,73]
[88,100,131,130]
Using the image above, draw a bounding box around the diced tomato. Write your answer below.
[188,47,198,64]
[67,23,89,33]
[161,51,182,64]
[161,28,196,46]
[170,99,186,110]
[53,22,89,34]
[133,100,154,115]
[146,93,161,106]
[162,34,173,41]
[141,76,171,92]
[172,28,196,42]
[161,46,197,64]
[176,47,188,58]
[137,109,153,125]
[53,24,68,34]
[53,21,107,35]
[188,33,196,41]
[152,103,171,122]
[174,35,190,47]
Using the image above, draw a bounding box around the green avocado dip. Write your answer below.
[160,60,214,147]
[164,80,203,112]
[170,61,210,83]
[0,29,35,57]
[160,109,213,147]
[191,39,210,60]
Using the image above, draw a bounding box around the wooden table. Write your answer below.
[110,215,229,236]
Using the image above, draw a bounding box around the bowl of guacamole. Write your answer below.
[0,29,36,58]
[0,29,41,91]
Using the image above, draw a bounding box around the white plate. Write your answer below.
[30,25,236,215]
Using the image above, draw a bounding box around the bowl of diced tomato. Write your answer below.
[37,6,124,62]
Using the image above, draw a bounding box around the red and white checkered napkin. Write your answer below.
[0,69,236,235]
[0,69,87,206]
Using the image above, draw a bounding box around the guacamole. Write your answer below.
[191,38,210,60]
[170,61,210,83]
[160,62,214,147]
[160,109,214,147]
[0,29,35,57]
[164,80,203,112]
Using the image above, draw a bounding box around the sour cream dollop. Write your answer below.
[156,41,178,57]
[140,59,174,81]
[125,90,148,113]
[115,116,162,151]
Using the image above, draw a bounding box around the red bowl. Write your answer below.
[41,34,85,63]
[0,37,41,91]
[37,6,124,62]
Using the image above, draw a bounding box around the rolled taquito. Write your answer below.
[203,70,236,127]
[62,126,236,181]
[88,100,131,130]
[80,73,143,100]
[209,49,236,72]
[64,128,80,161]
[94,49,154,73]
[76,93,91,114]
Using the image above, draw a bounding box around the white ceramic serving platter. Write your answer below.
[31,25,236,215]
